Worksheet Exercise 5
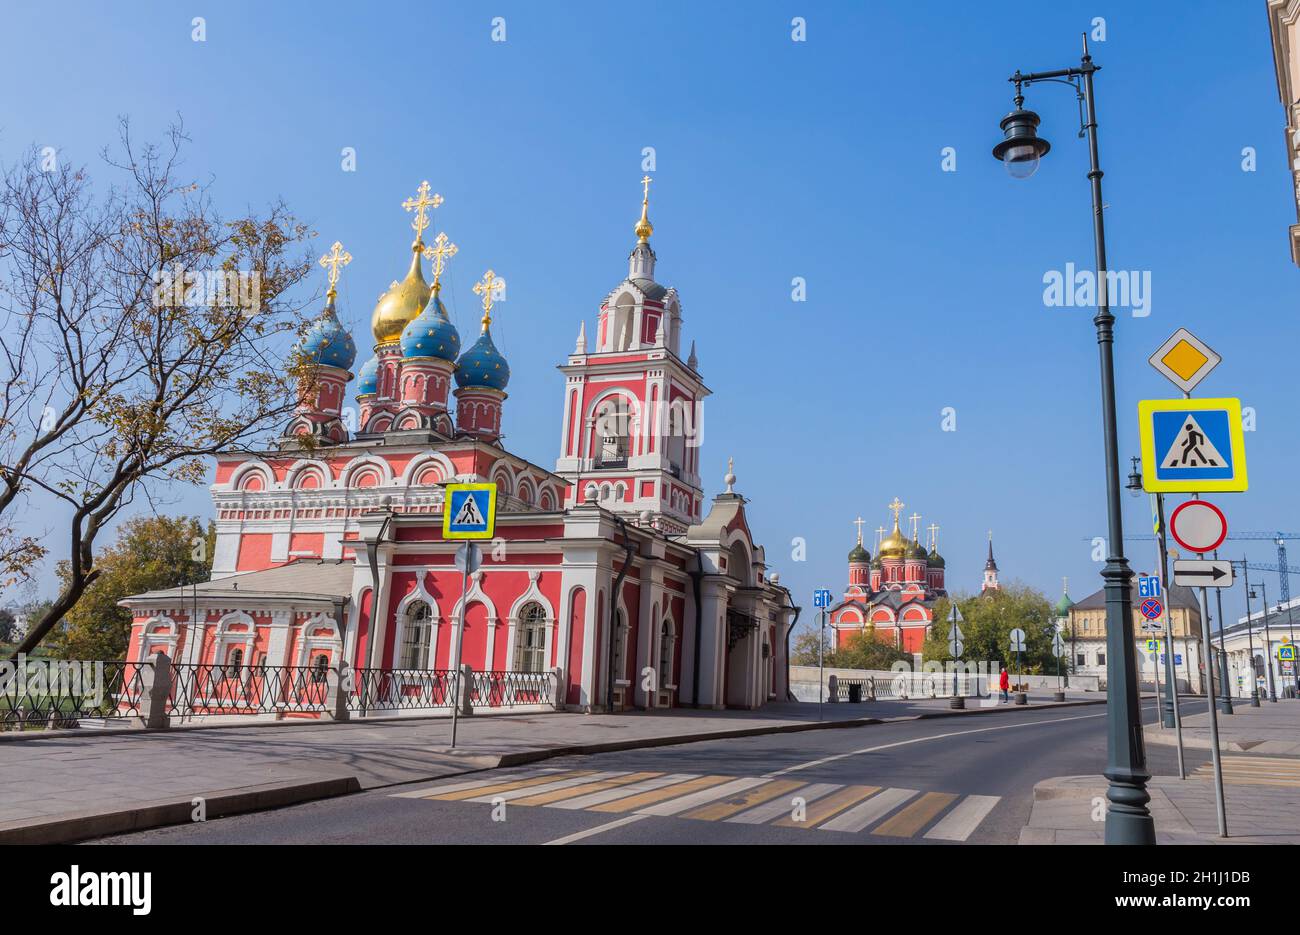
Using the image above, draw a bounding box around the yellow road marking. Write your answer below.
[774,785,880,829]
[510,772,663,806]
[680,779,807,821]
[872,791,958,837]
[427,770,594,801]
[588,775,732,813]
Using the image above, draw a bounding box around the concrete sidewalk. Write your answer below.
[2,692,1100,844]
[1144,696,1300,755]
[1022,698,1300,844]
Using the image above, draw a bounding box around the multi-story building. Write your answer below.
[1267,0,1300,265]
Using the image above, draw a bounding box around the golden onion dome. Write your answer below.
[877,522,909,559]
[371,245,428,345]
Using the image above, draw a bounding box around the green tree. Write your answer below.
[50,515,213,660]
[791,627,832,666]
[922,583,1057,674]
[827,627,912,671]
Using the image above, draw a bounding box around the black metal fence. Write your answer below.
[472,670,556,708]
[347,667,456,713]
[166,663,331,719]
[0,660,146,729]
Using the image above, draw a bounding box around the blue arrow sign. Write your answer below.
[813,588,833,608]
[1138,576,1161,599]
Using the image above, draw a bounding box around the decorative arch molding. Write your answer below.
[213,610,257,668]
[400,451,456,487]
[485,458,516,497]
[229,461,275,492]
[142,614,179,654]
[340,454,394,489]
[293,612,343,668]
[285,458,333,490]
[390,571,442,670]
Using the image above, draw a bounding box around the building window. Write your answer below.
[611,609,628,682]
[226,647,243,679]
[514,602,547,673]
[1076,653,1086,667]
[1097,652,1106,666]
[659,618,676,686]
[400,601,433,670]
[312,654,329,684]
[596,397,631,468]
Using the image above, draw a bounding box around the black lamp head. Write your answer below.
[993,105,1051,179]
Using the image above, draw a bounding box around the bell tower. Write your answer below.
[554,179,709,534]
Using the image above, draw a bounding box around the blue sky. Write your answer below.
[1,1,1294,629]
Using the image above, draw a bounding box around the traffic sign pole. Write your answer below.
[1213,548,1233,715]
[1195,585,1228,837]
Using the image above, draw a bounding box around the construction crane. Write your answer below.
[1097,531,1300,602]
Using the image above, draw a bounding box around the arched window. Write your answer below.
[659,618,675,687]
[611,609,628,682]
[226,648,243,679]
[311,654,329,684]
[596,397,631,467]
[514,602,547,673]
[400,601,433,670]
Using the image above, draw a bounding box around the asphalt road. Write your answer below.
[93,698,1208,846]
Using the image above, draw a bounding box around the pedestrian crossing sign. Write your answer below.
[1137,398,1248,493]
[442,483,497,539]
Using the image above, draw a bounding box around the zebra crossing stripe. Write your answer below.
[426,770,595,801]
[819,787,918,833]
[924,794,1001,841]
[588,775,733,813]
[681,779,807,821]
[511,772,664,806]
[724,782,839,825]
[466,772,628,803]
[773,785,880,829]
[394,768,564,798]
[636,777,772,817]
[872,791,958,837]
[549,773,701,810]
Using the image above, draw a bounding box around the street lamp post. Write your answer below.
[1262,582,1278,702]
[1244,564,1261,706]
[993,35,1153,845]
[1212,549,1232,714]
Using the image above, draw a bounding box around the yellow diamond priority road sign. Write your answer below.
[1148,328,1221,394]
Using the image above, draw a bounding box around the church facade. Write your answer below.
[826,501,1001,653]
[120,181,796,713]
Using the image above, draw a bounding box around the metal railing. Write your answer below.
[0,660,147,729]
[472,670,556,708]
[828,673,985,703]
[167,663,330,718]
[347,667,456,713]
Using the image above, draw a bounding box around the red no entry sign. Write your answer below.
[1168,499,1227,554]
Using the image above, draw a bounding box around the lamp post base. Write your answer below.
[1217,697,1234,715]
[1053,691,1066,702]
[949,695,965,709]
[1014,692,1027,705]
[1250,692,1260,707]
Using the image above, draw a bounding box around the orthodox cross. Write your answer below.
[853,516,866,545]
[473,269,505,327]
[402,180,442,245]
[908,512,922,541]
[927,522,940,551]
[319,240,351,300]
[875,526,885,549]
[422,232,458,293]
[887,497,905,526]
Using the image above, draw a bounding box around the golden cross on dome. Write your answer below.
[401,181,442,245]
[887,497,905,526]
[635,175,654,242]
[319,240,352,299]
[928,522,940,550]
[875,526,885,548]
[473,269,505,327]
[908,513,921,540]
[422,232,458,293]
[641,174,652,201]
[853,516,866,545]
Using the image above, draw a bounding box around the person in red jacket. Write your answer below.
[999,667,1010,704]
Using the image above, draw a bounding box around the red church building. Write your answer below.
[121,180,796,713]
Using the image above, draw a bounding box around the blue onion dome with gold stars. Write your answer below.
[355,354,379,396]
[300,297,357,370]
[454,325,510,391]
[848,542,870,564]
[400,291,461,361]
